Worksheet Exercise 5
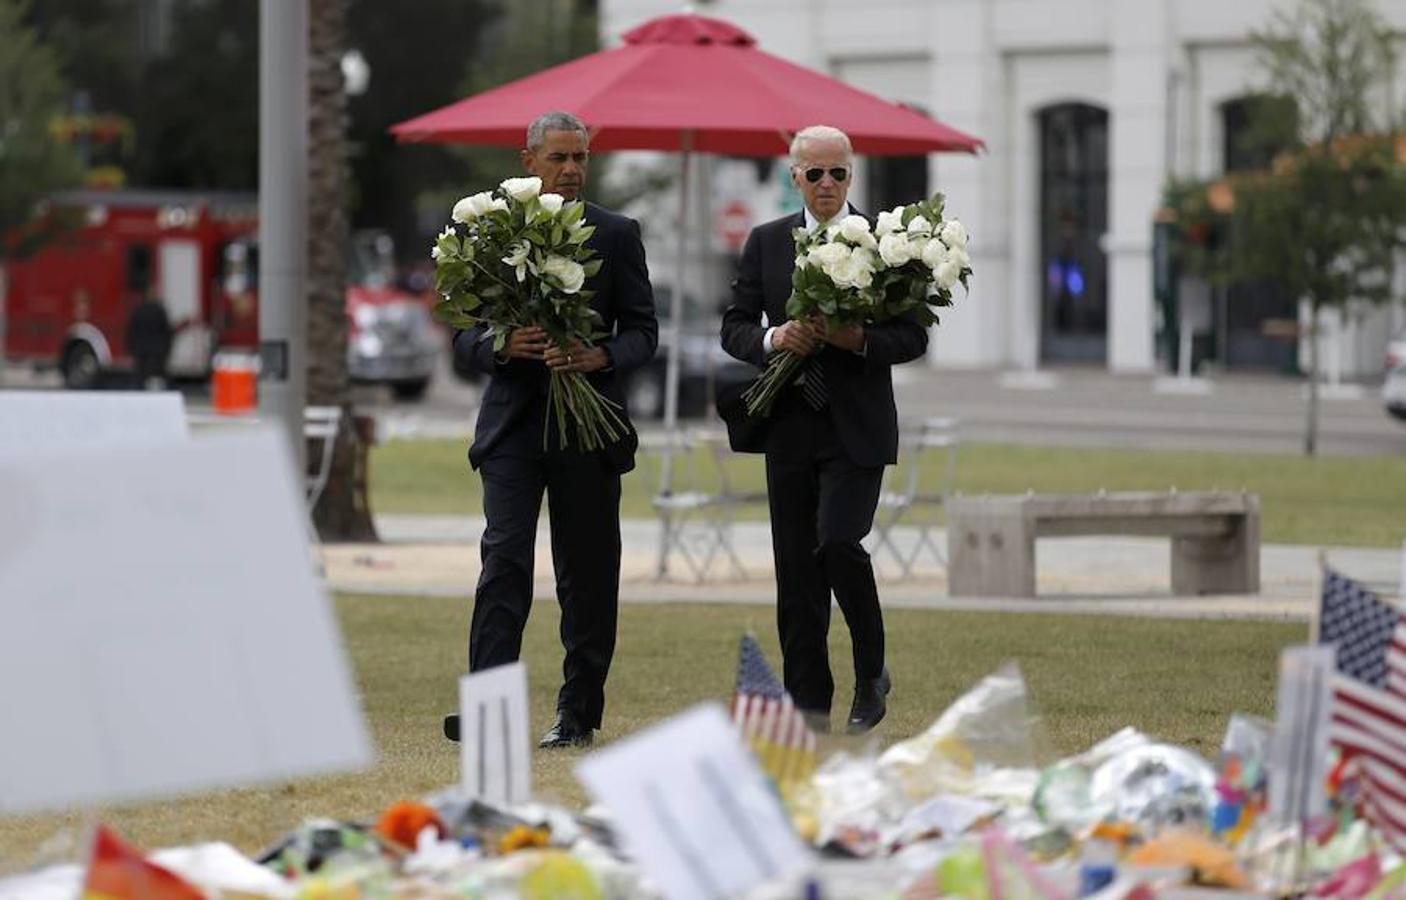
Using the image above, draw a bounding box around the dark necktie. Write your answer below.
[801,355,828,410]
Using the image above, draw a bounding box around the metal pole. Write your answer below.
[662,137,690,437]
[259,0,308,475]
[655,137,691,579]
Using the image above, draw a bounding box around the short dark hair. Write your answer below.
[526,111,588,151]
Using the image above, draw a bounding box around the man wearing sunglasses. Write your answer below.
[720,125,928,734]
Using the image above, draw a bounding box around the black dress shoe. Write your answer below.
[538,713,594,749]
[443,713,461,742]
[847,668,891,735]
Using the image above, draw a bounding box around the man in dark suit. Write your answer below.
[720,125,928,734]
[444,111,658,749]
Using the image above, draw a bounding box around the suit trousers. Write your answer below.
[764,399,885,714]
[469,438,622,729]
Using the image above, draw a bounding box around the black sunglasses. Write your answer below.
[801,166,849,184]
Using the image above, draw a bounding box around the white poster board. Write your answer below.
[576,704,811,900]
[0,428,371,815]
[0,391,188,457]
[459,662,531,807]
[1268,644,1335,826]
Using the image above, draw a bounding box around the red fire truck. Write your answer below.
[3,190,439,398]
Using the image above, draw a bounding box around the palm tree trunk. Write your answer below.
[307,0,376,540]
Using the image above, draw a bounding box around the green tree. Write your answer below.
[132,0,257,188]
[0,0,82,259]
[1223,0,1406,455]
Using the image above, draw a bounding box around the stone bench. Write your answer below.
[946,491,1260,597]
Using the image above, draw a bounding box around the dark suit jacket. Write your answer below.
[719,210,928,468]
[454,202,658,474]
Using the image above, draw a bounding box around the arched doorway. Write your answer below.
[1038,103,1109,363]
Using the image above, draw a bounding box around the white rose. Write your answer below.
[906,215,932,236]
[539,193,565,215]
[500,176,543,202]
[878,232,914,266]
[452,191,495,222]
[502,241,530,282]
[940,219,969,250]
[809,242,850,269]
[934,259,961,290]
[541,255,586,294]
[874,207,904,236]
[437,225,455,240]
[489,197,509,214]
[838,215,871,244]
[430,244,442,260]
[950,247,971,270]
[829,253,875,289]
[921,237,949,270]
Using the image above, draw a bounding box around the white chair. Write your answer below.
[694,429,767,580]
[869,416,959,579]
[642,430,717,583]
[304,405,343,514]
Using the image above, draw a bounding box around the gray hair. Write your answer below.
[526,111,589,151]
[789,125,852,165]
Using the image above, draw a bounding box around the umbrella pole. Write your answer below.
[656,137,691,579]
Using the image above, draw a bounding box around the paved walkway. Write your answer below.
[322,514,1403,621]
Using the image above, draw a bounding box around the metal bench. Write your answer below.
[946,491,1260,597]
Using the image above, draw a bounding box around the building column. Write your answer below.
[1107,0,1169,373]
[928,0,1002,369]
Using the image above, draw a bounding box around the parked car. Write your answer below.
[1385,364,1406,421]
[346,230,439,401]
[621,285,755,420]
[1385,328,1406,421]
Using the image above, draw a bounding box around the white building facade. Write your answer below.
[600,0,1406,377]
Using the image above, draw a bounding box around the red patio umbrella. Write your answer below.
[392,14,982,156]
[393,13,981,528]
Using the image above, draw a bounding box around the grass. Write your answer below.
[369,438,1406,547]
[0,594,1305,865]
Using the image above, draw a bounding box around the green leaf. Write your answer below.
[582,259,603,277]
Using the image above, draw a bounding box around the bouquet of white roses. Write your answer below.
[742,192,972,416]
[432,176,627,453]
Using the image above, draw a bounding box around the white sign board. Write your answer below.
[0,428,372,815]
[1268,644,1335,826]
[459,662,531,807]
[0,391,187,457]
[576,704,811,900]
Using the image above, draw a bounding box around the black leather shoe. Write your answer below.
[847,669,891,735]
[443,714,461,742]
[538,712,594,749]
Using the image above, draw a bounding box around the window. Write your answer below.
[1222,95,1297,173]
[125,244,153,295]
[1038,103,1109,363]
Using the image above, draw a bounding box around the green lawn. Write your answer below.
[0,595,1304,864]
[370,438,1406,547]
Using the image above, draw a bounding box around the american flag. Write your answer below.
[1318,568,1406,852]
[730,635,817,792]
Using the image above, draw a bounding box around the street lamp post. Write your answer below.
[259,0,309,475]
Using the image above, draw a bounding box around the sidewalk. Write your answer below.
[322,514,1403,621]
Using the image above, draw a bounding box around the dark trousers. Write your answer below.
[469,445,622,728]
[765,402,885,714]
